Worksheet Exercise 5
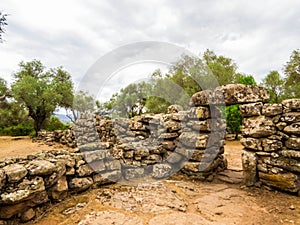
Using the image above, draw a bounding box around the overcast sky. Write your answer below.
[0,0,299,101]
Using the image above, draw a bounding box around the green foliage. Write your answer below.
[262,70,284,103]
[43,116,69,131]
[236,73,257,85]
[226,104,242,139]
[0,123,34,136]
[11,60,73,135]
[67,90,97,122]
[284,49,300,98]
[0,12,7,42]
[203,49,237,85]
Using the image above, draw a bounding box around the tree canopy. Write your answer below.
[11,60,73,135]
[284,49,300,98]
[0,12,7,42]
[261,71,284,103]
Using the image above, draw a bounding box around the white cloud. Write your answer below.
[0,0,299,98]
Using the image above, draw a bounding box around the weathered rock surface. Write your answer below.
[242,150,257,186]
[242,116,276,137]
[3,164,27,183]
[69,177,93,192]
[285,137,300,150]
[26,160,56,175]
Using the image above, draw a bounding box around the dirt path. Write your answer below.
[0,136,72,160]
[0,137,299,225]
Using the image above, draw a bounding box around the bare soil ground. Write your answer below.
[0,137,299,225]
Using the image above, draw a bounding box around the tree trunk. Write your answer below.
[33,116,46,136]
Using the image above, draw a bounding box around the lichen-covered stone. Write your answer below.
[49,176,68,200]
[259,172,299,193]
[93,170,121,185]
[3,164,27,183]
[69,177,93,192]
[262,139,283,152]
[123,168,144,180]
[82,150,107,164]
[216,84,270,105]
[242,150,257,186]
[281,112,300,123]
[262,156,300,173]
[283,123,300,135]
[281,150,300,158]
[239,102,263,117]
[26,160,56,175]
[282,99,300,113]
[242,116,276,137]
[188,107,211,119]
[1,177,45,204]
[77,164,94,177]
[152,163,173,179]
[240,138,262,151]
[0,169,5,189]
[167,104,183,114]
[0,191,48,219]
[285,137,300,150]
[262,103,283,116]
[20,208,35,222]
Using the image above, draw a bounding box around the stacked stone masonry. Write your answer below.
[1,84,299,223]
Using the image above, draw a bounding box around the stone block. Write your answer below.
[242,150,257,186]
[3,164,27,183]
[262,103,283,116]
[239,102,263,117]
[242,116,276,137]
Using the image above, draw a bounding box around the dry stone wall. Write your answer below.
[240,99,300,194]
[0,104,227,223]
[1,84,299,223]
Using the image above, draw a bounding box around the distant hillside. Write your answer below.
[53,113,73,124]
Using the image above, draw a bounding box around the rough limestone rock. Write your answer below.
[1,177,45,204]
[282,99,300,113]
[0,169,5,189]
[239,102,263,117]
[123,168,144,180]
[215,84,269,105]
[26,160,56,175]
[167,104,183,114]
[20,208,36,222]
[93,170,121,185]
[281,150,300,158]
[69,177,93,192]
[240,138,262,151]
[261,156,300,173]
[152,163,173,179]
[262,103,283,116]
[261,139,283,152]
[242,151,257,186]
[242,116,276,137]
[283,123,300,135]
[3,164,27,183]
[259,172,299,193]
[285,137,300,150]
[82,150,107,164]
[77,164,94,177]
[188,107,211,119]
[190,84,269,106]
[0,191,48,219]
[281,112,300,123]
[49,176,68,200]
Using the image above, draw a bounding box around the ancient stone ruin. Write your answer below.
[0,84,299,223]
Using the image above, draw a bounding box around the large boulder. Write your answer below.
[242,116,276,138]
[26,160,56,175]
[3,164,27,183]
